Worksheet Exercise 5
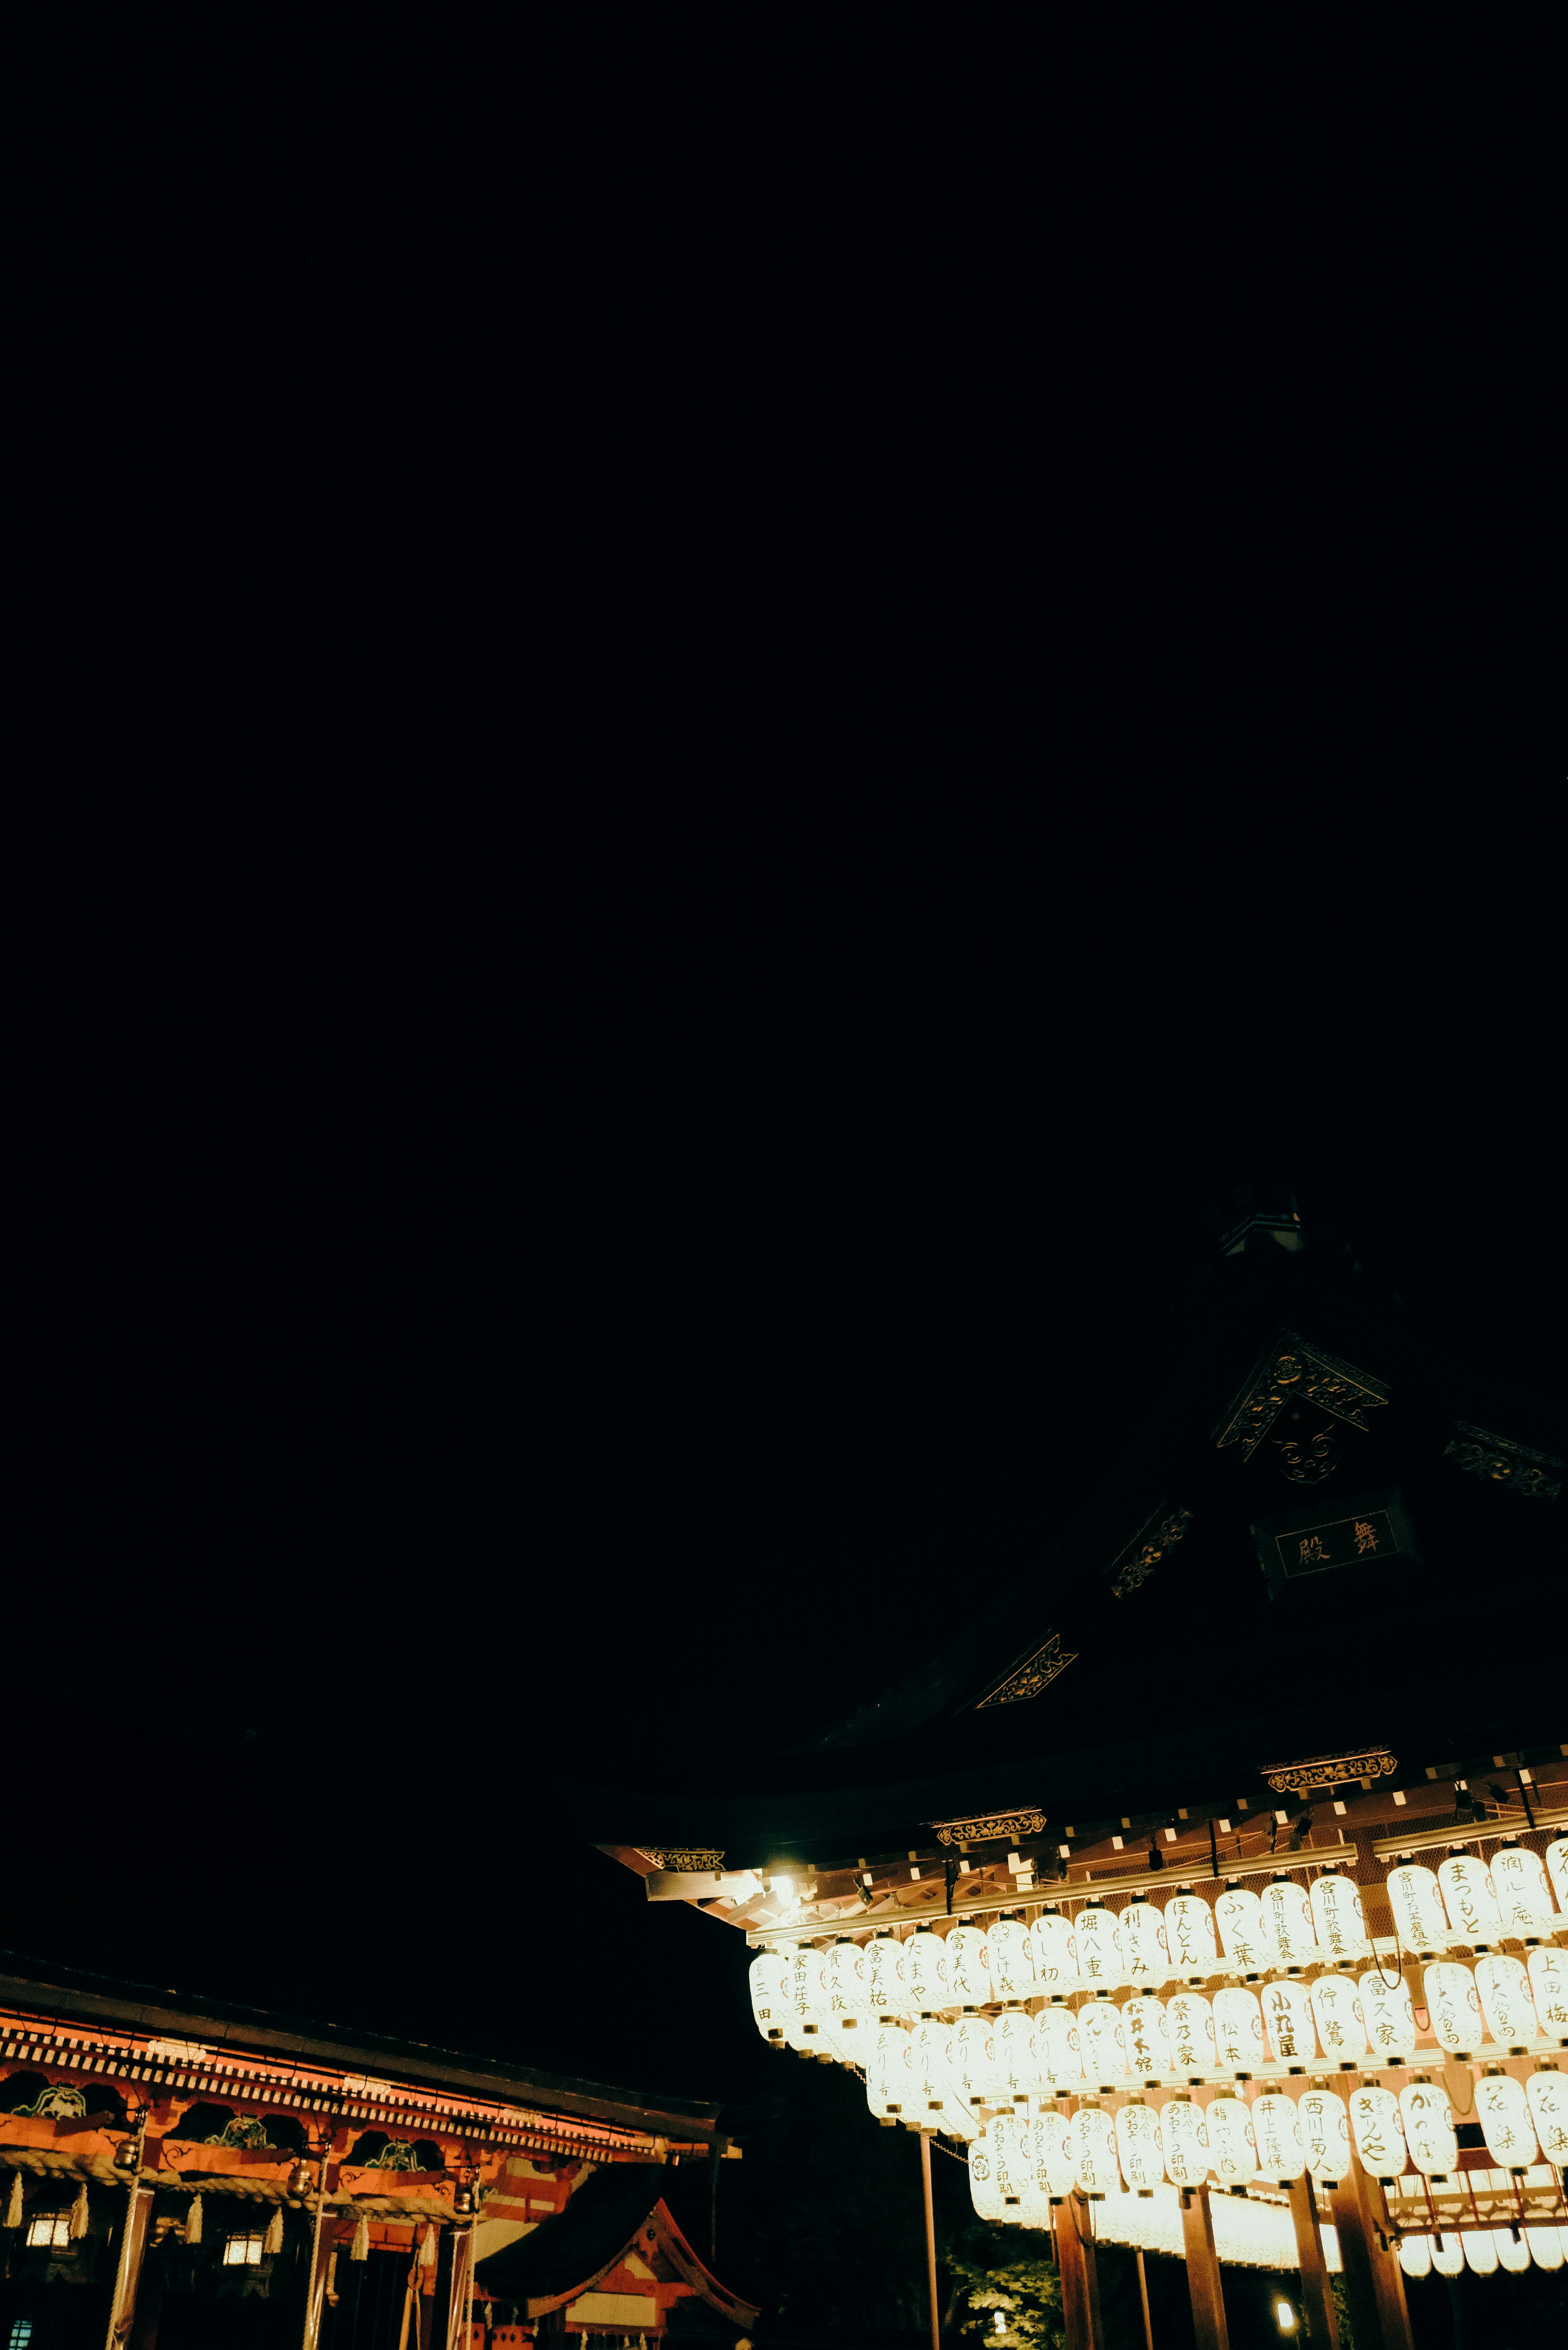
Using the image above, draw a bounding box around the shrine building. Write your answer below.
[577,1203,1566,2350]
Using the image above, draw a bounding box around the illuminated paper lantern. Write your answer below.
[749,1946,792,2041]
[1252,2090,1305,2183]
[1358,1967,1417,2065]
[1462,2230,1498,2276]
[1166,1991,1217,2076]
[1161,2095,1208,2188]
[1121,1900,1169,1982]
[1213,1986,1266,2074]
[1261,1978,1318,2066]
[823,2009,872,2064]
[1476,2070,1538,2168]
[1120,1996,1172,2082]
[867,1933,909,2016]
[1474,1954,1539,2049]
[1527,1947,1568,2036]
[1525,2065,1568,2163]
[1424,1962,1483,2058]
[1430,2233,1464,2277]
[1078,1996,1128,2087]
[1034,2000,1083,2087]
[866,2019,913,2120]
[987,2112,1030,2209]
[1115,2098,1165,2191]
[968,2133,1005,2219]
[1544,1836,1568,1915]
[1495,2228,1531,2275]
[1214,1884,1268,1973]
[783,1946,829,2051]
[1398,2234,1432,2279]
[987,1915,1036,2002]
[909,2015,953,2120]
[945,1923,991,2007]
[1073,1904,1123,1988]
[1490,1842,1555,1935]
[1164,1890,1220,1975]
[903,1926,951,2013]
[1308,1869,1366,1962]
[1071,2102,1120,2196]
[953,2011,1000,2100]
[1437,1851,1503,1943]
[1349,2084,1407,2182]
[1031,1909,1080,1992]
[1308,1974,1368,2067]
[1029,2103,1078,2202]
[1298,2086,1351,2185]
[1399,2078,1459,2177]
[1261,1876,1316,1968]
[1204,2089,1257,2185]
[993,2005,1042,2098]
[1386,1863,1448,1954]
[827,1937,872,2018]
[1526,2224,1564,2272]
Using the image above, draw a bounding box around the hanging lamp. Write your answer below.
[1399,2077,1458,2178]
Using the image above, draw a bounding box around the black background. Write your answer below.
[8,18,1561,2341]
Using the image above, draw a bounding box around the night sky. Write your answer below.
[10,27,1561,2348]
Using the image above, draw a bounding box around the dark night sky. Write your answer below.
[8,9,1559,2178]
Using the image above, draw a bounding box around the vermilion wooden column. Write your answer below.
[1329,2151,1412,2350]
[105,2179,154,2350]
[1056,2196,1104,2350]
[1287,2176,1339,2349]
[1179,2186,1229,2350]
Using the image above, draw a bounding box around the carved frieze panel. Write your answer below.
[931,1810,1047,1846]
[637,1849,726,1873]
[1108,1505,1192,1598]
[974,1633,1077,1711]
[1261,1749,1397,1796]
[1443,1422,1561,1501]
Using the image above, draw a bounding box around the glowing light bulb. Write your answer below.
[1275,2299,1298,2332]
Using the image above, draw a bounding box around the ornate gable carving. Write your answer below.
[1215,1330,1388,1462]
[974,1632,1077,1711]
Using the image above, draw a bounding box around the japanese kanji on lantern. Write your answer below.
[1030,1908,1079,1992]
[1400,2077,1459,2177]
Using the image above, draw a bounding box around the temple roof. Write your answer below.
[572,1233,1561,1883]
[476,2166,758,2328]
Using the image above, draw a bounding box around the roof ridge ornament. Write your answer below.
[1215,1329,1389,1461]
[974,1634,1078,1713]
[931,1810,1046,1846]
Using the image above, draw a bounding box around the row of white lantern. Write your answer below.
[753,1942,1568,2076]
[873,2008,1568,2160]
[1386,1841,1568,1952]
[964,2067,1568,2218]
[750,1838,1568,2022]
[1399,2226,1568,2279]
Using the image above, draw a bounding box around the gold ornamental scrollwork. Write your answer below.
[1261,1749,1397,1796]
[1109,1505,1193,1598]
[1443,1422,1561,1501]
[931,1810,1047,1847]
[975,1633,1078,1711]
[639,1848,727,1873]
[1216,1330,1388,1462]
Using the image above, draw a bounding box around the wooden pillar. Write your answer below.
[1179,2186,1229,2350]
[1287,2176,1338,2349]
[1329,2152,1412,2350]
[1135,2247,1154,2350]
[919,2132,940,2350]
[104,2178,154,2350]
[1056,2195,1104,2350]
